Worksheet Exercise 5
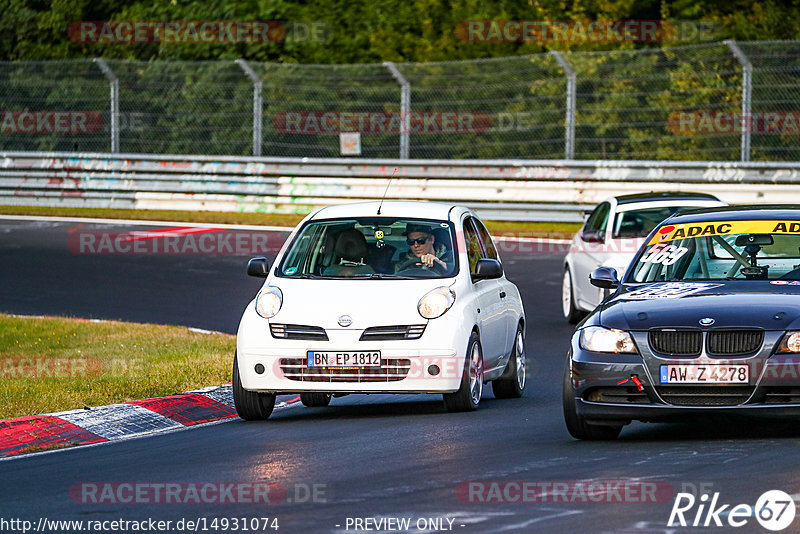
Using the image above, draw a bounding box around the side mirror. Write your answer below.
[581,230,605,243]
[472,258,503,281]
[247,257,270,278]
[590,267,619,289]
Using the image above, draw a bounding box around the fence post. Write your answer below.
[725,40,752,162]
[92,58,119,153]
[550,51,576,160]
[383,61,410,159]
[235,59,263,157]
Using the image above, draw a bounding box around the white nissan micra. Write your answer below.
[234,201,526,419]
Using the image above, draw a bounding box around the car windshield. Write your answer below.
[612,206,710,239]
[277,217,457,279]
[629,220,800,282]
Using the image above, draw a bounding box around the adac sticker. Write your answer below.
[649,220,800,245]
[618,282,724,300]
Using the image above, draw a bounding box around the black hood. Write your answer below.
[598,282,800,331]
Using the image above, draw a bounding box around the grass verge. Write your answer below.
[0,205,580,237]
[0,314,234,419]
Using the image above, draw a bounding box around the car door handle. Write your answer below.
[499,291,506,299]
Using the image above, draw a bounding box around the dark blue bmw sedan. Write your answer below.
[564,206,800,439]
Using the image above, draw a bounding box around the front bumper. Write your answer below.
[569,332,800,423]
[236,305,465,394]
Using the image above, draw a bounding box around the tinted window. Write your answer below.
[613,206,707,239]
[463,218,483,274]
[584,202,610,233]
[472,218,499,261]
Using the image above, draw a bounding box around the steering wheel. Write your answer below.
[395,260,442,276]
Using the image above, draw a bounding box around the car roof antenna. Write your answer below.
[377,168,399,215]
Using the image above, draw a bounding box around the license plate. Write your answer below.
[307,351,381,367]
[660,364,749,384]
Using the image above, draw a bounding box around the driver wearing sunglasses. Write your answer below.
[394,224,450,273]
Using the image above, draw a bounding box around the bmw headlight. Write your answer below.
[580,326,637,353]
[777,331,800,353]
[255,286,283,319]
[418,287,455,319]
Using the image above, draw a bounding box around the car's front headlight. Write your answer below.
[580,326,637,353]
[255,286,283,318]
[777,331,800,353]
[418,287,455,319]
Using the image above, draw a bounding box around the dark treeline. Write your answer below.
[2,0,799,63]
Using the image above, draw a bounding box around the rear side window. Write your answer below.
[472,218,499,260]
[463,218,483,273]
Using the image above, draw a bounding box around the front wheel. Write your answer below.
[493,325,526,399]
[300,392,332,407]
[232,353,276,420]
[562,268,586,324]
[443,332,483,412]
[562,363,622,440]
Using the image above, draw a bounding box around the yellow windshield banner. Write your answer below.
[648,220,800,245]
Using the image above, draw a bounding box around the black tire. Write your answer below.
[300,392,332,407]
[562,268,586,324]
[443,332,483,412]
[493,324,526,399]
[562,363,622,440]
[232,353,276,421]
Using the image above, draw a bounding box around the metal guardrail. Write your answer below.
[2,152,800,222]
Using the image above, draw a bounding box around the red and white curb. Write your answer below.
[0,387,301,458]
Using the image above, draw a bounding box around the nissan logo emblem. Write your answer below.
[699,317,715,326]
[338,315,353,327]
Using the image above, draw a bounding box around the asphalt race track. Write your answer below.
[2,218,800,533]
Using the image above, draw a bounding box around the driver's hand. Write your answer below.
[419,254,446,269]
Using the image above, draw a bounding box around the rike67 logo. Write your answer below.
[668,490,796,531]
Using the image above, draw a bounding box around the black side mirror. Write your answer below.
[472,258,503,281]
[581,230,605,243]
[590,267,619,289]
[247,257,270,278]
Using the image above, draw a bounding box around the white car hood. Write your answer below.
[266,277,454,329]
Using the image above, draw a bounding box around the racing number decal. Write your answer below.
[640,243,689,266]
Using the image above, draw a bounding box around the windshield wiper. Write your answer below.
[367,273,416,279]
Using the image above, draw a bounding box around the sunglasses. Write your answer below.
[406,237,430,246]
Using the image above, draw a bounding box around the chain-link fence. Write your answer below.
[0,40,798,161]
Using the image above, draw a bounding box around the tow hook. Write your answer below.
[617,375,645,392]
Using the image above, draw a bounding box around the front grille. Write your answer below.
[763,387,800,404]
[584,386,650,405]
[270,324,328,341]
[279,358,411,382]
[707,330,763,355]
[649,330,702,356]
[656,386,754,406]
[359,324,426,341]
